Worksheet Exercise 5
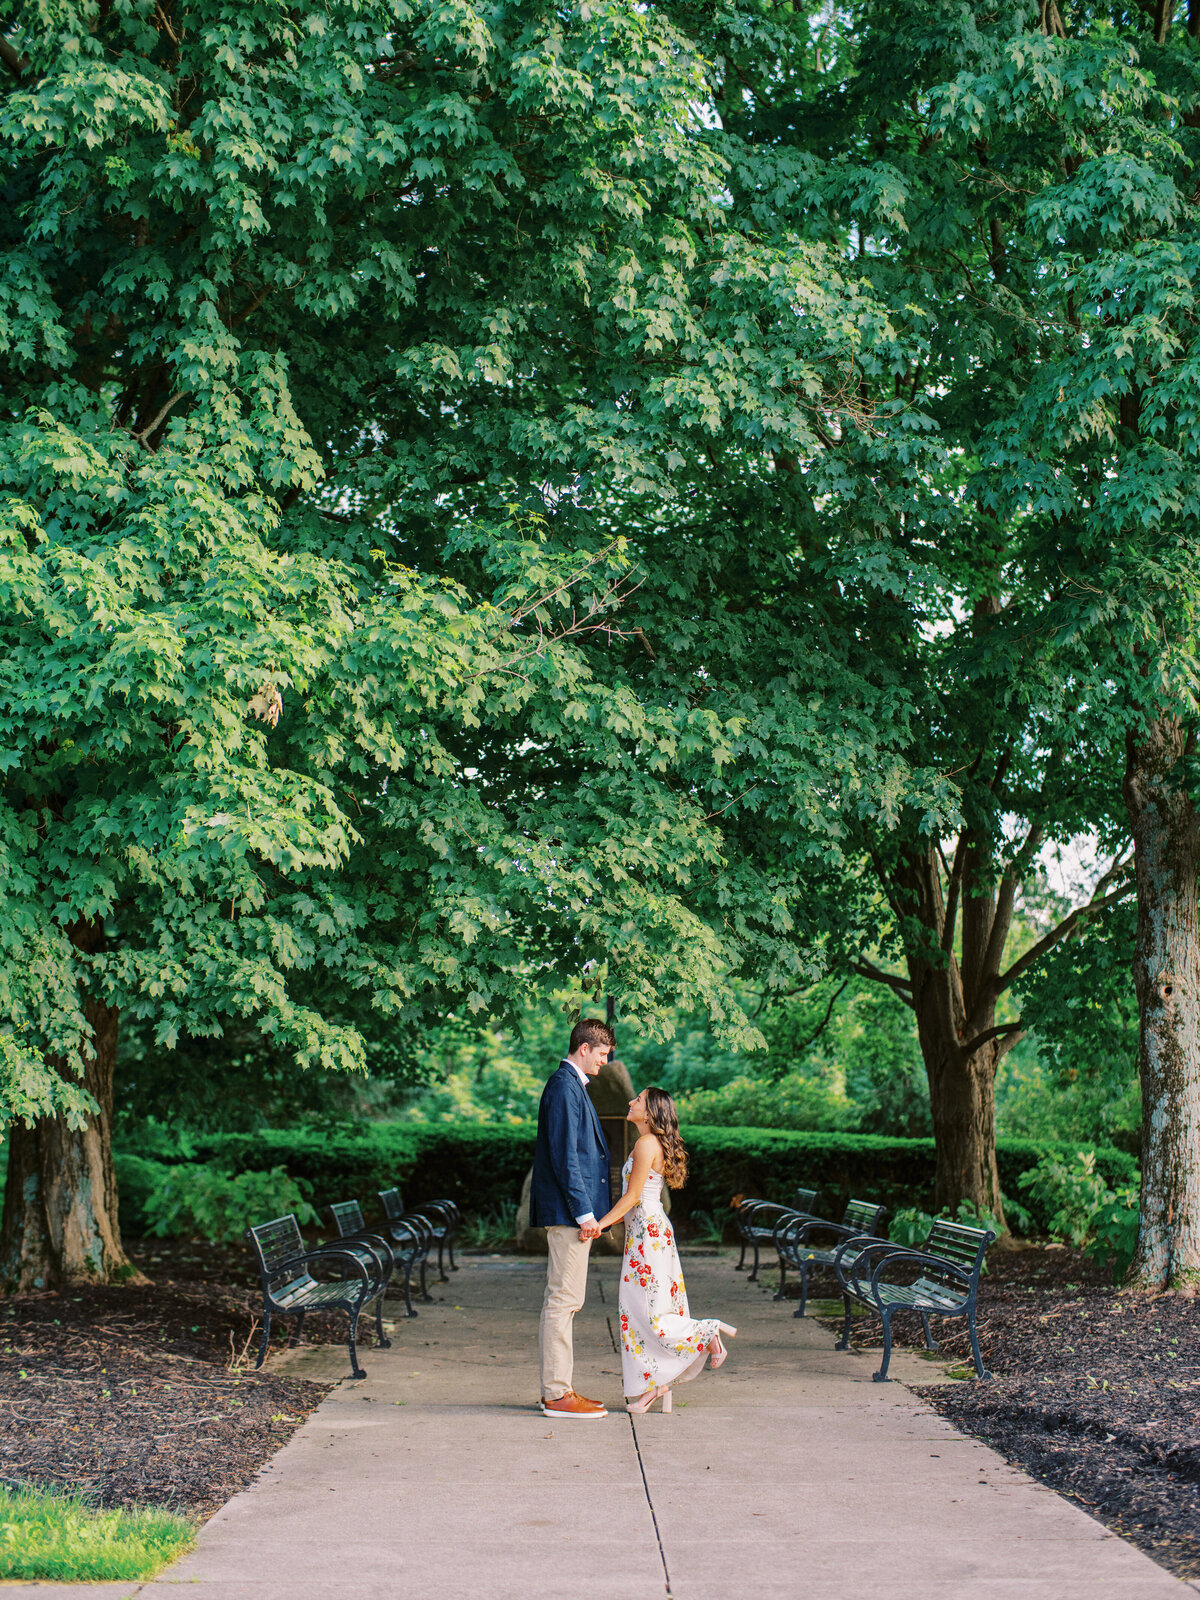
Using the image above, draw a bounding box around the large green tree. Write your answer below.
[0,0,925,1286]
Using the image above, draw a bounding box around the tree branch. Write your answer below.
[996,882,1133,996]
[851,960,914,1003]
[0,34,27,79]
[958,1019,1024,1058]
[795,979,848,1054]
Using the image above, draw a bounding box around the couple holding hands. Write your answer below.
[530,1018,736,1418]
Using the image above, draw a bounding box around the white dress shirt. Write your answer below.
[566,1057,598,1228]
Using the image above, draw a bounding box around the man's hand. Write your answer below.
[579,1220,602,1241]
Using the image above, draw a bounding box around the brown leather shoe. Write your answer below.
[540,1390,608,1419]
[569,1389,605,1409]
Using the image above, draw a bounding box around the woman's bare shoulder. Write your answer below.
[635,1132,664,1165]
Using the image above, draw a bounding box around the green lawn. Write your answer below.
[0,1484,195,1582]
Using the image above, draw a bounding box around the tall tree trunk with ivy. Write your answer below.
[1123,716,1200,1292]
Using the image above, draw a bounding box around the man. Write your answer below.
[529,1017,614,1418]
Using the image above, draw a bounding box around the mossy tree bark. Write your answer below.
[0,922,147,1292]
[1123,717,1200,1292]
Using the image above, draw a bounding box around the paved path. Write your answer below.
[13,1252,1197,1600]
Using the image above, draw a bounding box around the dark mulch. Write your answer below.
[814,1243,1200,1581]
[0,1237,353,1523]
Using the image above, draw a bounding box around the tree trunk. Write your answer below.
[911,965,1007,1222]
[0,925,147,1292]
[1123,716,1200,1292]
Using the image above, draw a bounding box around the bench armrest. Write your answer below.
[831,1234,894,1293]
[780,1217,856,1249]
[278,1246,372,1294]
[867,1248,974,1293]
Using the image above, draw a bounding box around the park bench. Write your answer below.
[328,1198,428,1319]
[833,1218,995,1383]
[245,1213,392,1380]
[734,1187,820,1281]
[773,1198,890,1316]
[379,1187,461,1283]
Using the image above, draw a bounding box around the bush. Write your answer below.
[673,1127,1136,1234]
[142,1164,318,1244]
[111,1123,1140,1239]
[189,1123,538,1218]
[1017,1149,1141,1281]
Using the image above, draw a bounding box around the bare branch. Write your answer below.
[851,960,914,1003]
[958,1019,1024,1058]
[795,979,849,1053]
[0,34,27,79]
[996,882,1133,996]
[132,391,190,449]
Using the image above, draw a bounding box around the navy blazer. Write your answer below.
[529,1061,611,1228]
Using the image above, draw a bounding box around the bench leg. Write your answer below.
[748,1241,761,1283]
[254,1309,273,1371]
[436,1239,449,1283]
[419,1254,434,1303]
[446,1227,459,1271]
[287,1310,307,1349]
[399,1258,419,1318]
[374,1291,392,1349]
[872,1309,895,1382]
[920,1311,938,1351]
[835,1293,854,1351]
[773,1258,788,1301]
[793,1262,810,1320]
[967,1312,991,1379]
[346,1307,367,1380]
[735,1241,747,1271]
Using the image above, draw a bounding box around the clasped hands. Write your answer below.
[578,1220,603,1241]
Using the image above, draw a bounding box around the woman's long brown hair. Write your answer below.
[643,1086,688,1189]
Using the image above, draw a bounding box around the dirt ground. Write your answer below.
[814,1243,1200,1582]
[0,1238,342,1522]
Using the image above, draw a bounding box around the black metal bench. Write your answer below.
[774,1198,889,1316]
[379,1187,460,1283]
[328,1199,428,1319]
[833,1218,995,1383]
[245,1213,392,1380]
[734,1187,819,1281]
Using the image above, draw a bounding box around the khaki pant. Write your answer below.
[539,1225,592,1400]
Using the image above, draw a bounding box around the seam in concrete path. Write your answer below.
[606,1308,673,1600]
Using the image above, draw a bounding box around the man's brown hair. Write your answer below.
[568,1018,615,1054]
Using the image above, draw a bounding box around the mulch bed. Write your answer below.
[815,1243,1200,1581]
[0,1237,354,1523]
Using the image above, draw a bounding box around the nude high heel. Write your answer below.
[709,1322,737,1370]
[627,1384,673,1414]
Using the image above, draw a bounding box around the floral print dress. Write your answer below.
[618,1155,721,1400]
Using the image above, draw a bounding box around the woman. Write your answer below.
[591,1086,736,1414]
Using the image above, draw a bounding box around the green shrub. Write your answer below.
[888,1200,1003,1268]
[1087,1185,1141,1283]
[191,1123,537,1218]
[0,1485,193,1582]
[116,1124,1137,1239]
[142,1164,318,1244]
[1017,1148,1142,1281]
[113,1152,170,1235]
[673,1127,1135,1234]
[1017,1150,1115,1246]
[460,1198,518,1250]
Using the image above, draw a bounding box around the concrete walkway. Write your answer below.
[12,1252,1197,1600]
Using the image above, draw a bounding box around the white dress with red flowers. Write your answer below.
[618,1155,721,1400]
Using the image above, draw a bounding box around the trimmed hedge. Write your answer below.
[673,1128,1138,1233]
[112,1123,1139,1237]
[192,1124,538,1222]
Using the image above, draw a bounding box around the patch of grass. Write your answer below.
[0,1483,195,1581]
